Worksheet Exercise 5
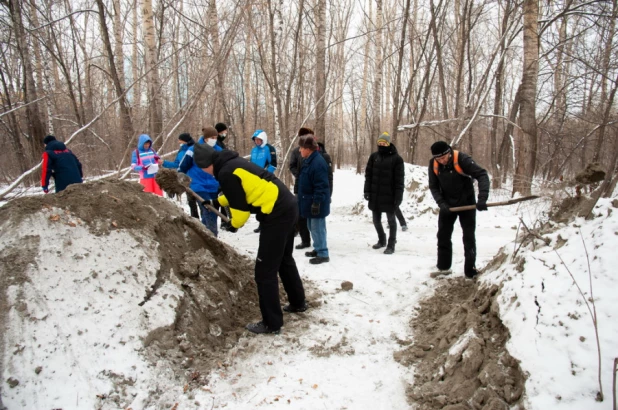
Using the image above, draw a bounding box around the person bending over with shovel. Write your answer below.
[192,143,307,334]
[428,141,489,279]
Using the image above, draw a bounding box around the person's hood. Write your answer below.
[317,142,327,153]
[213,150,240,179]
[251,130,268,147]
[138,134,153,150]
[45,139,67,151]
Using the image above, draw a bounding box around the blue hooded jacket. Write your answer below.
[178,143,221,194]
[250,130,276,173]
[131,134,160,180]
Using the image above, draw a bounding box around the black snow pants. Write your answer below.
[255,206,306,330]
[437,208,476,275]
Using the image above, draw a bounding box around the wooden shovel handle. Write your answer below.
[449,195,540,212]
[185,187,230,222]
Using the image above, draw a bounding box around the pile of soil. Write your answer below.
[394,278,526,410]
[0,180,260,407]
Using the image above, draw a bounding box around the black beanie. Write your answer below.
[43,135,56,145]
[215,122,228,133]
[178,133,192,143]
[431,141,451,157]
[194,143,216,168]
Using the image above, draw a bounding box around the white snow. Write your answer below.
[2,165,617,410]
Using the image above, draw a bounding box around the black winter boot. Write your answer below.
[372,235,387,249]
[384,238,396,254]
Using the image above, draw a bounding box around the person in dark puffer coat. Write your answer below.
[41,135,83,193]
[364,132,405,254]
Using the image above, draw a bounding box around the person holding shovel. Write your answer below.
[428,141,489,279]
[192,143,307,335]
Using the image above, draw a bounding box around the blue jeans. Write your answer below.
[307,217,328,257]
[196,191,218,237]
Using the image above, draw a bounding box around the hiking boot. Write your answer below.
[372,241,386,249]
[384,246,395,254]
[305,250,318,257]
[309,256,330,264]
[283,301,308,313]
[430,268,452,278]
[295,242,311,250]
[401,225,408,232]
[246,321,280,334]
[465,268,480,279]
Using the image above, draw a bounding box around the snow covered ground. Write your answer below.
[1,164,617,410]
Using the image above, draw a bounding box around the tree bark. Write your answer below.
[95,0,134,148]
[314,0,327,143]
[142,0,163,140]
[371,0,384,140]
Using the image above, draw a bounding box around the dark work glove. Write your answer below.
[476,199,488,211]
[202,198,220,209]
[364,193,370,201]
[439,202,452,214]
[222,222,238,233]
[311,202,320,216]
[43,187,49,194]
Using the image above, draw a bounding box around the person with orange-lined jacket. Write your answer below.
[41,135,83,193]
[428,141,489,279]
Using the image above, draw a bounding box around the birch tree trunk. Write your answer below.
[132,0,141,110]
[512,0,539,196]
[112,0,126,91]
[371,0,384,140]
[142,0,163,139]
[315,0,327,143]
[391,0,411,146]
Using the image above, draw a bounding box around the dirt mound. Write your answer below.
[574,162,605,185]
[0,180,261,409]
[394,279,526,410]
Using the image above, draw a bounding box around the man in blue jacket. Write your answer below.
[297,133,331,264]
[41,135,83,193]
[159,132,197,217]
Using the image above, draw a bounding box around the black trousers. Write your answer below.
[297,215,311,244]
[255,207,306,330]
[437,208,476,274]
[395,206,406,227]
[372,210,397,246]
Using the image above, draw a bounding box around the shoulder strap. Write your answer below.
[433,151,467,176]
[452,151,467,176]
[135,149,141,165]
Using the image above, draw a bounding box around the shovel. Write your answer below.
[449,195,539,212]
[155,168,230,222]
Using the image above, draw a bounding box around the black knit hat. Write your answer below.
[178,133,192,143]
[43,135,56,145]
[431,141,452,158]
[194,143,216,168]
[215,123,228,133]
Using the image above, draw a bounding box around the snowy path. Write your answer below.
[182,169,520,409]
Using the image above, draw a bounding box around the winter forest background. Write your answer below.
[0,0,617,197]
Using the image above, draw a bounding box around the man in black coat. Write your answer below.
[215,122,228,150]
[289,128,333,249]
[428,141,490,278]
[41,135,83,193]
[364,132,405,254]
[193,143,307,334]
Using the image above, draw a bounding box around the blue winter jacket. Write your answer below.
[162,140,194,169]
[131,134,160,180]
[298,150,331,218]
[178,143,221,194]
[41,139,83,192]
[250,132,276,173]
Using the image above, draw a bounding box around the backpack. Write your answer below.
[432,150,468,177]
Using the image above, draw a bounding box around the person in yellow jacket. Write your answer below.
[193,143,307,334]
